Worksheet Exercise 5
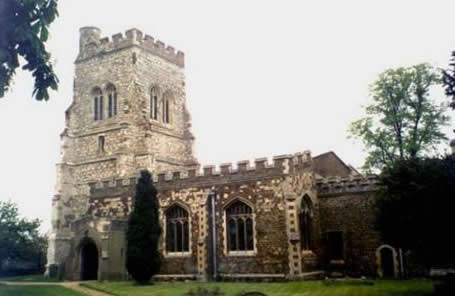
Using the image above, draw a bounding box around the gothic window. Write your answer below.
[94,97,98,120]
[166,205,189,253]
[150,87,159,120]
[106,84,117,118]
[226,200,254,252]
[162,91,172,124]
[92,87,103,120]
[299,195,312,250]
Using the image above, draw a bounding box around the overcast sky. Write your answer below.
[1,0,455,232]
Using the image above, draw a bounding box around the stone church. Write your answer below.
[46,27,398,281]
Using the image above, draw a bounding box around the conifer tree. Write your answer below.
[126,170,161,284]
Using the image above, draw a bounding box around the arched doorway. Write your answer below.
[80,238,98,280]
[381,248,395,277]
[376,244,399,278]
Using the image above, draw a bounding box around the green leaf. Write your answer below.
[0,0,59,101]
[40,25,48,42]
[348,63,450,172]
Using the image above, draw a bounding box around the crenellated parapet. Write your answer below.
[88,151,313,192]
[84,151,379,199]
[77,27,184,67]
[316,175,379,197]
[155,151,312,186]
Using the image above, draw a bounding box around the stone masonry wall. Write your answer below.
[215,178,289,275]
[47,27,198,278]
[80,154,304,279]
[154,156,292,277]
[317,177,381,276]
[48,25,386,281]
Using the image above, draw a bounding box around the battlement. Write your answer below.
[86,151,379,197]
[316,175,379,196]
[152,151,312,184]
[89,151,313,191]
[77,27,184,67]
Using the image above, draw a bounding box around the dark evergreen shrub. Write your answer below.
[126,170,161,284]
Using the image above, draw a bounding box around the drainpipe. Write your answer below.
[209,188,218,281]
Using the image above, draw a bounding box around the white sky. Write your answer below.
[1,0,454,232]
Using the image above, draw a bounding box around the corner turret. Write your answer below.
[79,26,101,55]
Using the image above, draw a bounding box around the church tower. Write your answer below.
[46,27,198,277]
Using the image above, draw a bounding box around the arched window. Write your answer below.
[166,205,189,253]
[106,84,117,118]
[226,200,254,252]
[162,91,172,124]
[92,87,103,121]
[150,87,159,120]
[299,195,312,250]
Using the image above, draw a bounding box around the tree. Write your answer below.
[126,170,162,284]
[30,232,48,272]
[375,156,455,269]
[442,51,455,110]
[0,200,42,274]
[349,64,450,171]
[0,0,59,101]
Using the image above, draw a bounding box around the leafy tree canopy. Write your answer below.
[349,64,450,171]
[0,200,42,272]
[375,156,455,268]
[442,51,455,110]
[0,0,59,101]
[126,170,162,284]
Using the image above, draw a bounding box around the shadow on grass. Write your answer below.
[0,274,60,282]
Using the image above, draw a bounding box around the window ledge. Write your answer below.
[227,251,257,257]
[164,252,192,258]
[148,119,174,129]
[301,250,315,256]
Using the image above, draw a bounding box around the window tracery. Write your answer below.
[92,87,103,121]
[106,84,117,118]
[150,87,159,120]
[166,205,189,253]
[226,200,254,252]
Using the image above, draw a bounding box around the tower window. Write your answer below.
[166,205,189,253]
[162,91,172,124]
[226,200,254,252]
[106,84,117,118]
[92,87,103,121]
[94,97,99,120]
[114,92,117,115]
[98,136,105,154]
[99,95,104,120]
[150,87,158,120]
[108,95,112,117]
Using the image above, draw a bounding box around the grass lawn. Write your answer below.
[82,279,435,296]
[0,284,86,296]
[0,274,60,282]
